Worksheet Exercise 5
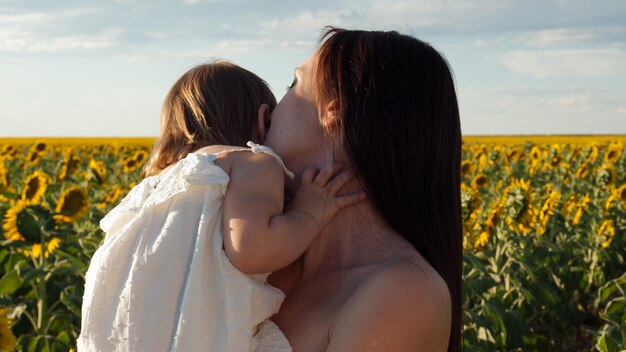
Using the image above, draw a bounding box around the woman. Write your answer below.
[264,27,462,351]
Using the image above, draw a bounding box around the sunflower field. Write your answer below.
[1,136,625,351]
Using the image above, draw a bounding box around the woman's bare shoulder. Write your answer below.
[328,258,451,351]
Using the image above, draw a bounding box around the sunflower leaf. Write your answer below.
[596,331,619,352]
[0,268,22,295]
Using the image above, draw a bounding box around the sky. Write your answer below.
[1,0,625,137]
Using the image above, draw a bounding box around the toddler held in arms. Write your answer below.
[77,61,363,351]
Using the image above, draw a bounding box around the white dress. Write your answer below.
[78,142,294,352]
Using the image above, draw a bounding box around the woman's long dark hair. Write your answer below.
[315,27,462,351]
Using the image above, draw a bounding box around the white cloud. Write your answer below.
[212,38,274,55]
[360,0,515,32]
[546,94,592,112]
[122,38,280,63]
[473,36,508,48]
[525,28,595,46]
[332,0,626,36]
[183,0,227,4]
[618,107,626,114]
[495,94,595,116]
[500,48,626,78]
[523,26,626,47]
[260,11,343,38]
[0,8,97,26]
[0,28,121,52]
[0,7,114,53]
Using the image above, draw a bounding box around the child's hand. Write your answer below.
[287,163,366,232]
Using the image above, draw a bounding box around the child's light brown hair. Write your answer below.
[143,61,276,176]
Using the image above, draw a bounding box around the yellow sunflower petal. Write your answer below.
[474,231,490,248]
[0,306,17,352]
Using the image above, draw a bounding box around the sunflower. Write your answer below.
[595,164,616,187]
[548,155,563,168]
[604,142,623,164]
[122,149,149,175]
[477,153,489,172]
[505,203,536,235]
[530,146,542,161]
[0,306,17,352]
[484,203,501,228]
[89,159,107,184]
[597,220,615,248]
[561,196,577,218]
[26,150,41,165]
[122,157,140,174]
[462,209,480,247]
[537,190,560,235]
[21,170,49,203]
[471,174,488,189]
[572,194,591,225]
[528,146,543,175]
[542,145,568,171]
[461,160,473,176]
[575,162,590,179]
[1,145,17,159]
[97,186,125,209]
[474,230,490,248]
[32,141,47,153]
[2,200,43,243]
[605,194,616,212]
[606,184,626,211]
[0,160,9,190]
[461,183,477,222]
[492,146,504,160]
[502,178,531,218]
[58,149,80,181]
[134,150,148,164]
[22,237,61,259]
[501,178,533,234]
[587,144,600,163]
[54,187,88,223]
[506,147,524,163]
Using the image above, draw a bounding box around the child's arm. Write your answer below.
[222,152,363,274]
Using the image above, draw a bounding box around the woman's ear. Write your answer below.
[254,103,271,143]
[322,100,341,131]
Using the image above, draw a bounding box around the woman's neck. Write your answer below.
[296,200,414,282]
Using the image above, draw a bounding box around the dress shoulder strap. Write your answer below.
[245,141,295,179]
[211,142,295,179]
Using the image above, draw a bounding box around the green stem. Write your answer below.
[37,277,45,333]
[21,309,38,332]
[36,227,48,336]
[587,246,598,288]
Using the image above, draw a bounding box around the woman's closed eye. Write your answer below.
[286,76,297,91]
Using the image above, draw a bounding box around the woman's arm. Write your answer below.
[222,152,361,274]
[327,263,452,351]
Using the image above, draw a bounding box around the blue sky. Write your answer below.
[1,0,625,136]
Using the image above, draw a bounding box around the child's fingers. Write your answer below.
[327,171,354,194]
[314,162,343,187]
[301,167,319,185]
[334,192,367,208]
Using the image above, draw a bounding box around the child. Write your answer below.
[77,61,362,351]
